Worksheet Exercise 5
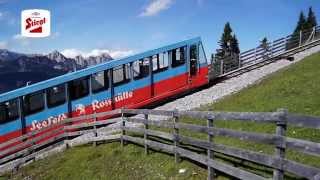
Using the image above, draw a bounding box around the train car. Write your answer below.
[0,37,208,158]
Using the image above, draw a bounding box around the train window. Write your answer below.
[0,105,6,123]
[69,77,89,100]
[190,44,198,61]
[172,47,185,67]
[92,71,109,93]
[152,53,168,73]
[133,59,149,80]
[0,99,19,124]
[47,84,66,108]
[152,55,159,72]
[23,91,45,115]
[199,43,207,64]
[113,64,130,85]
[159,52,169,69]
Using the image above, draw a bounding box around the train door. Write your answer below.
[167,47,188,92]
[111,64,134,109]
[0,98,23,155]
[90,70,113,116]
[151,53,171,97]
[68,77,92,118]
[189,44,199,82]
[130,58,152,108]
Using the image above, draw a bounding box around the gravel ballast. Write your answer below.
[153,46,320,112]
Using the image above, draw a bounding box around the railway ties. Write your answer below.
[218,36,320,79]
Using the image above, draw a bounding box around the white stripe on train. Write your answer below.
[29,91,133,131]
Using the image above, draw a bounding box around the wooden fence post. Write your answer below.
[64,121,69,149]
[220,60,224,75]
[173,110,180,163]
[207,118,215,180]
[93,112,97,147]
[299,30,303,46]
[273,108,287,180]
[121,108,126,148]
[271,41,274,57]
[144,114,149,155]
[312,26,316,41]
[254,48,257,62]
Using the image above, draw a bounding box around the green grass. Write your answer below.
[199,52,320,168]
[2,143,209,180]
[2,53,320,180]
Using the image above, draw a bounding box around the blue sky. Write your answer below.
[0,0,319,59]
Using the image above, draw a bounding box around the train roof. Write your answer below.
[0,37,202,103]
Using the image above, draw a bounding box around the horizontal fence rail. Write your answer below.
[121,108,320,180]
[0,108,320,180]
[211,25,320,78]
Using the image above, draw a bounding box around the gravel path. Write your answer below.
[153,46,320,112]
[103,45,320,123]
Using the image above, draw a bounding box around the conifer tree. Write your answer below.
[306,7,317,29]
[286,11,307,50]
[294,11,307,33]
[219,22,233,56]
[260,37,269,59]
[216,22,240,58]
[231,35,240,55]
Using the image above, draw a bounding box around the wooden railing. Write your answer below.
[121,109,320,180]
[1,108,320,180]
[211,25,320,78]
[0,109,122,172]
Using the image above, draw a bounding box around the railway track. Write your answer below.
[74,42,320,145]
[148,41,320,119]
[219,38,320,79]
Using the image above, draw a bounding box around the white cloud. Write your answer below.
[61,49,134,59]
[12,34,30,46]
[60,49,82,58]
[13,34,27,40]
[139,0,174,17]
[0,41,7,49]
[108,50,135,59]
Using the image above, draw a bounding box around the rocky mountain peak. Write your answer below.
[0,49,23,61]
[47,50,68,62]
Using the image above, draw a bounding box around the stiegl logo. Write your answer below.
[21,9,50,37]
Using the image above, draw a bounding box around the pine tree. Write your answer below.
[286,11,307,50]
[216,22,240,57]
[219,22,232,55]
[294,11,307,33]
[260,37,269,59]
[306,7,317,29]
[213,22,241,72]
[230,35,240,55]
[260,37,268,49]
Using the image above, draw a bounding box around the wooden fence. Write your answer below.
[0,109,122,172]
[1,108,320,180]
[121,109,320,180]
[211,25,320,78]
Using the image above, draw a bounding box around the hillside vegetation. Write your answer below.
[1,53,320,180]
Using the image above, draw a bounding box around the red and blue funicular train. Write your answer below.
[0,37,209,159]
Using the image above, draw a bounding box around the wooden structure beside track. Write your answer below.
[210,25,320,79]
[1,108,320,180]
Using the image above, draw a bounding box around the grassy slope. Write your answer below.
[2,53,320,180]
[2,143,209,180]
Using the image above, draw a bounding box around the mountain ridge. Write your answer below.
[0,49,113,94]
